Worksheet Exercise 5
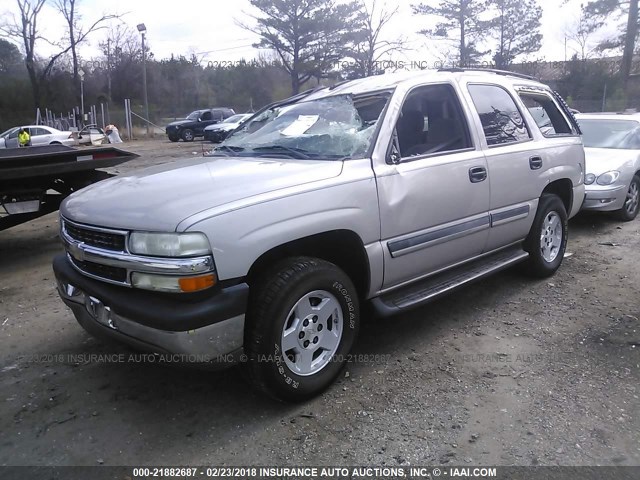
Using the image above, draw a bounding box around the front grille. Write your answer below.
[65,222,126,251]
[70,257,128,283]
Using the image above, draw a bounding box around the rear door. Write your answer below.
[31,127,51,146]
[464,83,546,251]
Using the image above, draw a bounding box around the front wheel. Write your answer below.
[523,194,568,278]
[614,175,640,221]
[181,129,194,142]
[244,257,360,402]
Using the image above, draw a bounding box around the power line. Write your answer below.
[196,43,256,55]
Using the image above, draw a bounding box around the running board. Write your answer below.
[372,247,529,317]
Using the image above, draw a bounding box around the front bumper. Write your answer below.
[582,184,627,212]
[203,130,227,142]
[53,254,248,365]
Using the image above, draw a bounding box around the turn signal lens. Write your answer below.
[131,272,216,293]
[179,274,217,292]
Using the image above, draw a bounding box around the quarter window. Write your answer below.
[468,84,531,146]
[519,93,573,136]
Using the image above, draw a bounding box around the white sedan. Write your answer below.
[577,113,640,221]
[203,113,252,143]
[0,125,76,149]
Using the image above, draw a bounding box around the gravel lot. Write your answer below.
[0,139,638,467]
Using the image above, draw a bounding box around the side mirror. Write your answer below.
[197,117,202,122]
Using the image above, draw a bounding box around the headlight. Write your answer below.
[585,173,596,185]
[596,171,620,186]
[129,232,211,257]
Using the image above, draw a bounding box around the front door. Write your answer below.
[373,83,491,289]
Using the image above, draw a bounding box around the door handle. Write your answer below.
[529,155,543,170]
[469,166,487,183]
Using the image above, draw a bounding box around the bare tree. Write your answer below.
[345,0,406,78]
[564,5,598,61]
[53,0,119,105]
[0,0,46,107]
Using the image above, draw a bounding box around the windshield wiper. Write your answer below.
[251,145,311,159]
[205,145,246,157]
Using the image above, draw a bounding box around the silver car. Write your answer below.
[577,113,640,221]
[53,69,585,401]
[0,125,76,149]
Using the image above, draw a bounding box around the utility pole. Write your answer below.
[107,39,112,102]
[137,23,150,137]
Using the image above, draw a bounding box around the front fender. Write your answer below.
[181,160,380,281]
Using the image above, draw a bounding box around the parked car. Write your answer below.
[576,112,640,221]
[74,124,106,146]
[203,113,252,143]
[53,69,584,401]
[0,125,75,148]
[165,108,235,142]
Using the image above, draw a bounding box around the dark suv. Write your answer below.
[166,108,235,142]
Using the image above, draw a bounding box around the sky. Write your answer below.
[0,0,610,68]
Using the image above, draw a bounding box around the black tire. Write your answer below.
[168,134,179,142]
[243,257,360,402]
[50,141,61,145]
[181,129,195,142]
[523,194,568,278]
[614,175,640,222]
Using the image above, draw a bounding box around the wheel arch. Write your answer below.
[246,229,371,299]
[542,178,573,214]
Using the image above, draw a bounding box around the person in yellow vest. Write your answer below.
[18,128,30,147]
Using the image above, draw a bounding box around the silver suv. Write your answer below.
[53,69,585,401]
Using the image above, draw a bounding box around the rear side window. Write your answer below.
[468,84,531,146]
[519,92,573,136]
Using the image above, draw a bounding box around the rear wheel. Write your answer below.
[523,194,568,278]
[181,129,194,142]
[614,175,640,221]
[244,257,360,402]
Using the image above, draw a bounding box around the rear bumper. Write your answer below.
[53,254,248,365]
[582,184,626,212]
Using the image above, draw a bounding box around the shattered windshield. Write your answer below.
[218,93,390,160]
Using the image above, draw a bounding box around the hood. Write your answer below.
[166,119,191,128]
[584,147,639,176]
[61,156,344,231]
[204,122,237,132]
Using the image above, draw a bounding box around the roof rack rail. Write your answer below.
[437,67,539,82]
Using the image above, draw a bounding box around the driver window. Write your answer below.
[396,84,472,158]
[200,111,213,121]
